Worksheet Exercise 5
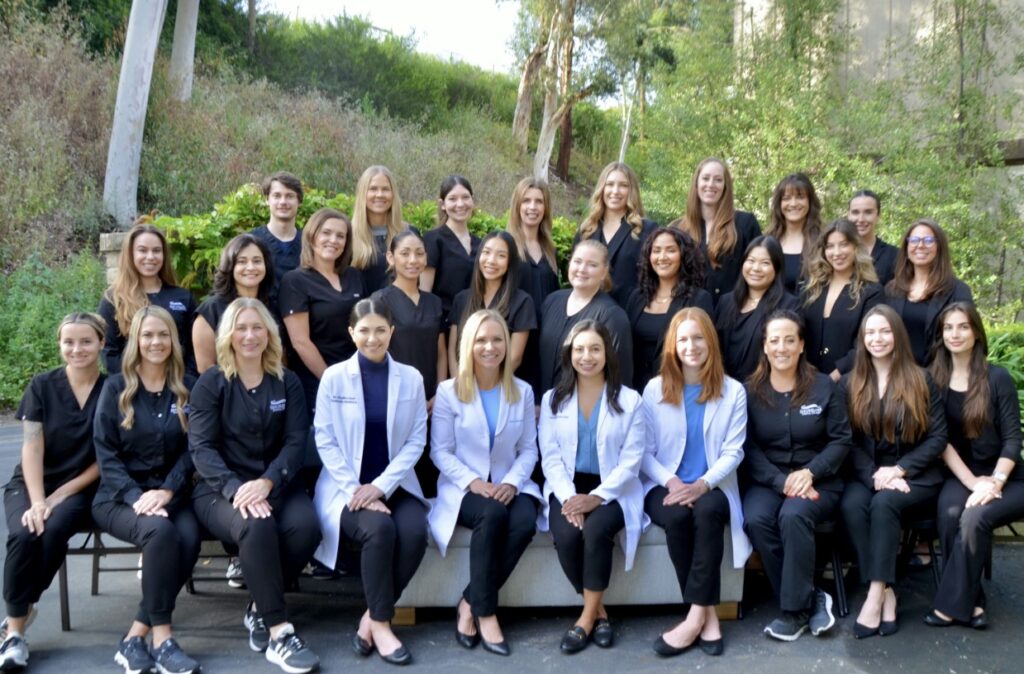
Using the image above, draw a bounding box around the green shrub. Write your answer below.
[987,323,1024,428]
[0,253,107,407]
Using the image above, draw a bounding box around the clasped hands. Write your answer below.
[966,476,1003,508]
[662,476,710,507]
[783,468,819,500]
[872,465,910,493]
[232,478,274,518]
[469,478,518,505]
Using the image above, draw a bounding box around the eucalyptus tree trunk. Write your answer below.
[168,0,199,101]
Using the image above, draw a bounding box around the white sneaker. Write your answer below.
[0,633,28,671]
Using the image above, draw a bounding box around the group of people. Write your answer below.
[1,158,1020,674]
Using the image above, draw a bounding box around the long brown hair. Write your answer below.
[802,218,878,306]
[672,157,737,270]
[300,208,352,274]
[659,307,724,405]
[929,302,990,439]
[847,305,931,443]
[104,224,179,337]
[507,176,558,272]
[578,162,646,241]
[886,218,956,301]
[766,173,823,279]
[747,310,818,407]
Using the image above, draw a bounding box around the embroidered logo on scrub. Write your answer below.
[169,403,190,416]
[799,403,823,416]
[270,399,287,412]
[168,301,187,312]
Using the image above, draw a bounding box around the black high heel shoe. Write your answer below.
[455,600,480,649]
[879,586,899,636]
[852,621,880,639]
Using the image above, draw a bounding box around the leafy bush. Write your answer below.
[0,253,107,407]
[987,323,1024,426]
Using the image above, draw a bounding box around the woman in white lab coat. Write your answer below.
[429,309,542,656]
[641,307,751,657]
[539,319,645,654]
[313,298,429,666]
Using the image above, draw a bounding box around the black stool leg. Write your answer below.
[831,543,849,617]
[59,561,70,632]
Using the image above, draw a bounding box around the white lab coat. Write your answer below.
[428,377,543,557]
[640,376,752,568]
[538,384,647,570]
[312,353,429,569]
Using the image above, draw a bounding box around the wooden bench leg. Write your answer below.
[392,607,416,626]
[59,561,70,632]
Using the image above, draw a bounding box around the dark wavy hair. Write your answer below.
[550,320,624,415]
[454,231,522,338]
[635,227,706,306]
[211,234,275,304]
[748,309,819,407]
[717,235,787,330]
[886,218,956,301]
[929,301,990,439]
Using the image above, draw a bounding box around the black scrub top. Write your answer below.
[99,285,197,375]
[424,226,481,319]
[944,366,1023,480]
[883,279,974,366]
[449,288,537,337]
[92,374,196,507]
[9,367,106,494]
[250,225,302,295]
[188,367,308,501]
[371,285,445,400]
[870,238,898,287]
[518,256,561,399]
[574,218,657,307]
[841,373,947,489]
[900,299,931,366]
[744,373,852,494]
[625,288,715,393]
[196,294,281,334]
[782,253,803,295]
[538,289,633,392]
[800,282,883,375]
[278,265,365,404]
[700,211,762,305]
[715,291,800,383]
[358,229,391,296]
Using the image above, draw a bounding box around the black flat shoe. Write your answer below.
[970,612,989,630]
[853,621,879,639]
[560,626,590,654]
[481,638,510,656]
[592,618,614,648]
[378,644,412,666]
[699,637,724,656]
[652,635,693,657]
[923,611,954,627]
[351,631,374,657]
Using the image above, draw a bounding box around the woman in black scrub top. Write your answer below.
[839,304,946,639]
[883,219,973,366]
[926,303,1024,629]
[193,233,276,373]
[573,162,657,307]
[92,306,202,674]
[421,175,481,319]
[279,207,365,414]
[848,190,898,286]
[371,230,446,406]
[799,219,883,380]
[0,313,106,670]
[189,298,321,674]
[538,240,633,393]
[350,166,409,295]
[448,231,536,377]
[625,227,714,392]
[99,223,197,375]
[714,235,799,382]
[742,310,851,642]
[670,157,761,305]
[765,173,823,295]
[507,177,561,398]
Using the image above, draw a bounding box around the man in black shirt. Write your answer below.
[251,171,304,292]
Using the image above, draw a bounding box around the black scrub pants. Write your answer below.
[743,484,839,612]
[645,486,729,606]
[457,492,538,617]
[92,499,201,626]
[548,485,625,594]
[192,485,321,627]
[339,489,428,622]
[3,484,94,618]
[840,480,939,585]
[933,480,1024,622]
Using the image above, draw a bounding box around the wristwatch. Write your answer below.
[993,471,1009,485]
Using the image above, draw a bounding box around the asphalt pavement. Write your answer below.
[0,421,1021,673]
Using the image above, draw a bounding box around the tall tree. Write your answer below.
[168,0,199,101]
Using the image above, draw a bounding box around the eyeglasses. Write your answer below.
[908,236,936,247]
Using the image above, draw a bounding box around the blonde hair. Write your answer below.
[215,298,285,381]
[507,177,558,272]
[119,306,189,432]
[802,218,878,306]
[570,239,614,293]
[454,310,521,405]
[578,162,646,241]
[104,224,178,337]
[351,166,406,270]
[300,209,352,273]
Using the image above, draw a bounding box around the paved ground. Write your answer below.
[0,422,1022,673]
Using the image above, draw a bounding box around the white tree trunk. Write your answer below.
[533,85,560,181]
[512,42,547,155]
[168,0,199,102]
[103,0,168,227]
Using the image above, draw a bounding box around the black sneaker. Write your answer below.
[764,611,809,642]
[308,560,337,581]
[0,633,29,671]
[809,588,836,636]
[244,602,270,652]
[265,626,319,673]
[153,638,200,674]
[226,558,245,589]
[115,635,156,674]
